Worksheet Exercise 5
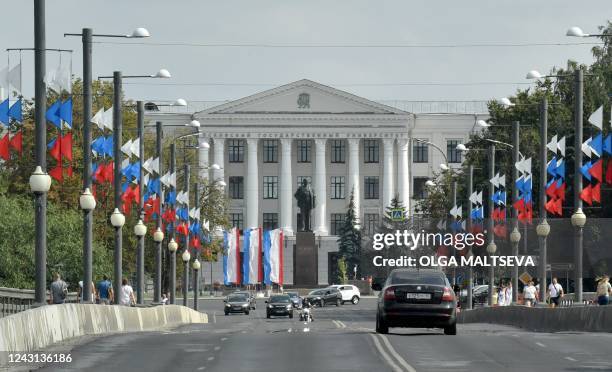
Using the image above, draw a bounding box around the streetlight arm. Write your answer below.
[413,138,449,165]
[484,138,524,158]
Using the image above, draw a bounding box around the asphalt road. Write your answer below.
[26,298,612,372]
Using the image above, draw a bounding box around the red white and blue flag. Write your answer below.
[223,227,241,285]
[264,228,284,286]
[243,227,263,285]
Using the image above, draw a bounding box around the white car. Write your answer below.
[328,284,361,305]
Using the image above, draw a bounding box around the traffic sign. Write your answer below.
[519,272,532,285]
[391,208,405,221]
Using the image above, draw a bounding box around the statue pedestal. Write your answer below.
[294,232,318,286]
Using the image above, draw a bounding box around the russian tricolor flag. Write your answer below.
[264,228,284,285]
[223,227,241,285]
[243,227,263,285]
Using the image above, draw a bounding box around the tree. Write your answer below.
[337,188,361,273]
[337,257,348,284]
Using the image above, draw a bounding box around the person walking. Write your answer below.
[78,280,96,303]
[497,282,506,306]
[547,277,564,308]
[523,281,537,307]
[49,273,68,304]
[596,275,612,306]
[97,275,113,305]
[119,278,135,306]
[506,282,513,305]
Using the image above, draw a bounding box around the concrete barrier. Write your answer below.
[459,305,612,333]
[0,304,207,364]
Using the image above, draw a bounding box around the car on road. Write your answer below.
[224,293,251,315]
[373,268,457,335]
[233,291,257,310]
[266,294,294,319]
[328,284,361,305]
[286,291,302,309]
[459,284,488,307]
[305,288,342,307]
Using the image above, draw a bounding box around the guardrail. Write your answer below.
[0,287,78,318]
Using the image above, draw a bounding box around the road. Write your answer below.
[27,298,612,372]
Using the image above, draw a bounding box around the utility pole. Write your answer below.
[466,164,474,310]
[536,97,550,305]
[487,145,496,306]
[510,121,520,304]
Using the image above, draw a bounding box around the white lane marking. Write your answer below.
[535,342,547,348]
[197,367,206,371]
[221,337,228,341]
[214,346,221,351]
[378,334,417,372]
[212,311,216,324]
[207,356,215,361]
[369,334,403,372]
[303,327,310,332]
[337,320,347,329]
[332,320,340,328]
[565,357,577,362]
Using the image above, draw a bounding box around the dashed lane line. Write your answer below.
[378,334,418,372]
[565,357,577,362]
[535,342,547,348]
[369,333,403,372]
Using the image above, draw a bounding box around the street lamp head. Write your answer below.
[134,219,147,237]
[509,227,521,243]
[192,259,201,270]
[499,97,515,107]
[456,143,468,152]
[153,227,165,242]
[439,163,450,171]
[571,208,587,227]
[526,70,543,79]
[79,188,97,211]
[110,208,126,228]
[210,163,221,170]
[182,249,191,262]
[486,242,497,255]
[217,180,227,187]
[186,120,200,128]
[425,180,436,187]
[173,98,188,106]
[168,238,178,252]
[477,119,491,128]
[153,69,171,78]
[128,27,151,38]
[566,26,586,37]
[29,166,52,193]
[536,219,550,237]
[199,140,210,149]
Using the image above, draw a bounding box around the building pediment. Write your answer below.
[194,79,408,116]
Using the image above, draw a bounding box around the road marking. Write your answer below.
[535,342,547,348]
[370,334,403,372]
[565,357,577,362]
[214,346,221,351]
[337,320,347,329]
[221,337,228,342]
[207,356,215,361]
[332,320,341,328]
[378,334,417,372]
[212,311,216,324]
[197,367,206,371]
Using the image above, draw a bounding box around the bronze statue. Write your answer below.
[294,179,315,232]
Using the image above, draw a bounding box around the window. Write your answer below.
[364,176,379,199]
[330,176,345,199]
[263,213,278,230]
[263,140,278,163]
[297,176,312,189]
[363,139,379,163]
[331,140,345,163]
[330,213,345,235]
[413,139,428,163]
[363,213,379,236]
[228,140,244,163]
[447,139,462,163]
[297,140,311,163]
[230,213,243,231]
[263,176,278,199]
[228,176,244,199]
[413,177,429,200]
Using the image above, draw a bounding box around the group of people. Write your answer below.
[496,281,513,306]
[521,278,564,308]
[50,273,137,306]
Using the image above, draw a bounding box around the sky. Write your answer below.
[1,0,610,106]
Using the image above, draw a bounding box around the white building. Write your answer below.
[146,79,487,286]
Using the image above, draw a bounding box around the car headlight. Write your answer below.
[268,304,273,309]
[316,297,321,300]
[242,303,248,307]
[286,304,292,310]
[225,304,231,307]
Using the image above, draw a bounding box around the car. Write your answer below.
[328,284,361,305]
[459,284,487,307]
[266,294,294,319]
[373,268,457,335]
[304,288,342,307]
[286,291,302,309]
[233,291,257,309]
[224,293,251,315]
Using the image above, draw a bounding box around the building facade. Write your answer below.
[146,79,487,286]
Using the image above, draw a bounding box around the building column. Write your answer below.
[198,134,210,182]
[213,138,225,183]
[397,138,410,211]
[347,138,360,224]
[313,138,328,236]
[280,138,294,236]
[246,138,259,229]
[382,139,395,208]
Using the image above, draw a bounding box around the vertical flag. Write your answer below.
[264,228,284,286]
[243,227,263,285]
[223,227,241,285]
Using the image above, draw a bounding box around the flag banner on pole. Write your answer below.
[243,227,263,285]
[223,227,241,285]
[264,228,284,286]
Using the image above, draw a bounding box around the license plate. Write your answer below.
[406,293,431,300]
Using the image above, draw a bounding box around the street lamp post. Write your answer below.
[572,68,585,304]
[537,97,549,304]
[112,71,124,304]
[510,121,520,304]
[136,101,145,305]
[466,164,474,310]
[193,259,201,310]
[182,249,191,306]
[154,121,164,304]
[134,219,147,305]
[169,143,177,304]
[487,144,496,306]
[182,164,191,307]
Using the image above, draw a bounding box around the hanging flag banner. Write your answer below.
[243,227,263,285]
[264,228,284,285]
[588,105,604,130]
[223,227,241,285]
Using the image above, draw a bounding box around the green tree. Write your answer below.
[337,257,348,284]
[337,188,361,272]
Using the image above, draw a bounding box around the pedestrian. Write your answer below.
[78,280,96,303]
[161,293,168,305]
[96,275,113,305]
[596,275,612,306]
[497,282,506,306]
[49,273,68,304]
[119,278,135,306]
[547,277,564,308]
[523,281,537,307]
[506,282,513,305]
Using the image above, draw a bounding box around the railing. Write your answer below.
[0,287,78,318]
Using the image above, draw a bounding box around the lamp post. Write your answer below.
[487,144,496,306]
[193,259,201,310]
[110,207,125,304]
[466,164,474,310]
[538,97,549,304]
[168,238,178,304]
[153,226,165,302]
[572,68,585,304]
[134,219,147,304]
[510,121,520,304]
[182,249,191,306]
[79,188,96,302]
[154,120,164,304]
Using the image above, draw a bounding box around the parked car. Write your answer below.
[305,288,342,307]
[328,284,361,305]
[286,291,302,309]
[224,293,251,315]
[266,294,294,319]
[459,285,487,307]
[373,268,457,335]
[233,291,257,309]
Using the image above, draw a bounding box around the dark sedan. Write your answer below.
[266,294,294,319]
[373,268,457,335]
[304,288,342,307]
[233,291,257,310]
[224,294,251,315]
